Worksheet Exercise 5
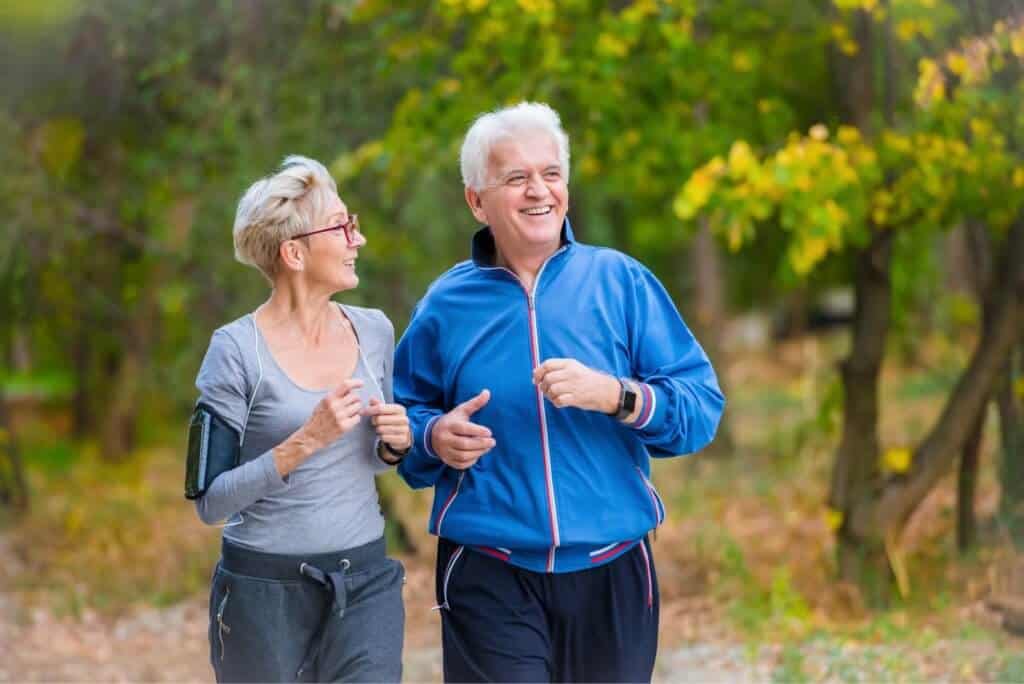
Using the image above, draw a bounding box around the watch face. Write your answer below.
[622,388,637,413]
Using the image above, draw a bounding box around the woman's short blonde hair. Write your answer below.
[233,155,338,281]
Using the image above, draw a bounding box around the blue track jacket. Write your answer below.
[395,221,725,573]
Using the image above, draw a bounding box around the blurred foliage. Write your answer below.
[0,0,1021,611]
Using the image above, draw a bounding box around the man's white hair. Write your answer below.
[232,155,338,282]
[460,102,571,191]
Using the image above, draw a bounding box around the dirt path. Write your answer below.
[2,545,1018,682]
[4,591,1016,683]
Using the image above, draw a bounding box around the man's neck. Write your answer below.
[495,242,560,292]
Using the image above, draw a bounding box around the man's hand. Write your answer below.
[431,390,495,470]
[533,359,620,414]
[363,398,412,451]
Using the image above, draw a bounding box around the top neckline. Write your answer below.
[250,302,365,395]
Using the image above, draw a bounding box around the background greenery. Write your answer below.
[2,0,1023,680]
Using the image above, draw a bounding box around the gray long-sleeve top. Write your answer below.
[193,303,394,555]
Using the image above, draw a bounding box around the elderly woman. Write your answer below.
[189,156,408,682]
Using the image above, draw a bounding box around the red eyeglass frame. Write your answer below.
[291,214,361,245]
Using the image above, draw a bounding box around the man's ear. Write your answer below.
[465,186,488,224]
[278,239,305,272]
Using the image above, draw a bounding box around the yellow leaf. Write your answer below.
[1012,30,1024,58]
[1014,377,1024,399]
[882,447,912,474]
[837,125,860,146]
[825,507,844,532]
[969,118,993,139]
[896,19,917,42]
[946,53,967,76]
[728,141,756,176]
[884,529,911,599]
[596,33,629,58]
[732,51,753,72]
[1013,168,1024,189]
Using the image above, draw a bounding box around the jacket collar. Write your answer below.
[471,217,576,268]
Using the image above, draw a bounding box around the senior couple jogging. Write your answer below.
[188,102,725,684]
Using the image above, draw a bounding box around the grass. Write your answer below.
[3,442,220,617]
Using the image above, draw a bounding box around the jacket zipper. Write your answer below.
[482,246,566,572]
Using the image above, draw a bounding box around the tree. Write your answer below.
[677,3,1024,597]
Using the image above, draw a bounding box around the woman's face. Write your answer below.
[300,193,366,293]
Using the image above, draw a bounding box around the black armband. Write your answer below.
[185,403,241,500]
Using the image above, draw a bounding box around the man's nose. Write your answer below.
[524,173,549,198]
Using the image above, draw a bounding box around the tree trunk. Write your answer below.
[872,218,1024,555]
[997,347,1024,549]
[957,219,995,553]
[72,311,92,440]
[691,218,735,455]
[829,230,893,599]
[0,391,29,514]
[958,414,982,553]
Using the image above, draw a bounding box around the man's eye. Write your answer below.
[507,176,527,186]
[544,171,561,180]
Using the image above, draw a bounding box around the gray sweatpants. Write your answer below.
[208,537,405,683]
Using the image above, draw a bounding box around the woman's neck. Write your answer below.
[257,284,340,346]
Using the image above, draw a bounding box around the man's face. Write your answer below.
[465,134,568,257]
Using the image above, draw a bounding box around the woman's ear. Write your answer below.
[278,239,305,272]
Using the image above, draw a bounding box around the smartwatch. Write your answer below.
[615,379,639,421]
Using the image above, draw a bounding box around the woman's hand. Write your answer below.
[363,398,412,452]
[274,379,364,477]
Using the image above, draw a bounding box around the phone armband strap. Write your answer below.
[184,403,241,500]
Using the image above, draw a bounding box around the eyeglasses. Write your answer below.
[292,214,361,245]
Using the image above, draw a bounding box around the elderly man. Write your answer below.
[394,102,724,682]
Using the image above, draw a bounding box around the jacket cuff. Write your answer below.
[421,414,443,460]
[625,382,664,432]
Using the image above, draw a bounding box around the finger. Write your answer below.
[444,452,486,469]
[547,381,572,396]
[329,379,365,398]
[361,400,389,417]
[449,443,495,457]
[550,393,576,408]
[448,421,492,439]
[535,358,569,379]
[449,435,495,451]
[454,389,491,417]
[373,413,409,426]
[448,446,491,463]
[378,426,410,439]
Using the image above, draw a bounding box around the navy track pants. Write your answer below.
[435,537,659,683]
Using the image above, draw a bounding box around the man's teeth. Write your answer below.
[523,207,552,215]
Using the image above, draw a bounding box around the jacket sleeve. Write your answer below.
[394,301,448,489]
[623,262,725,457]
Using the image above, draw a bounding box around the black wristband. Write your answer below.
[380,440,411,464]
